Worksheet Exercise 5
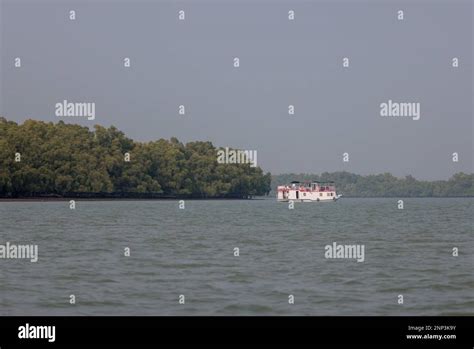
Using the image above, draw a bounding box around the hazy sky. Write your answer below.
[1,0,472,179]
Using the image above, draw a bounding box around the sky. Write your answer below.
[0,0,472,180]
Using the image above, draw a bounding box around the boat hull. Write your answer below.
[278,195,342,203]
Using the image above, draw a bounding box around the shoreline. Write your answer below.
[0,196,472,202]
[0,197,265,202]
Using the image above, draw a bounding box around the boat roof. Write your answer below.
[288,180,335,185]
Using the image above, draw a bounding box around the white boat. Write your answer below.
[277,181,342,202]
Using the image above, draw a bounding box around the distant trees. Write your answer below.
[0,118,271,198]
[2,118,471,198]
[272,171,474,197]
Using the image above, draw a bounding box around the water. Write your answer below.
[0,198,472,316]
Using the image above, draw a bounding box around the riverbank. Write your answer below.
[0,196,472,202]
[0,196,264,202]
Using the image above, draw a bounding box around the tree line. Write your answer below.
[0,118,271,198]
[272,172,474,197]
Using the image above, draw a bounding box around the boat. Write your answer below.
[277,181,342,202]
